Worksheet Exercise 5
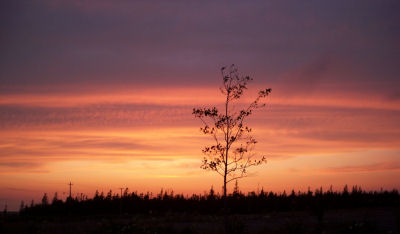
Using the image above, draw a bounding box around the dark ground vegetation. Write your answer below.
[1,186,399,233]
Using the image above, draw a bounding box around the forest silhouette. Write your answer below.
[18,185,400,216]
[1,184,397,233]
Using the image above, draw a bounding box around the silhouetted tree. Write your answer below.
[41,193,49,206]
[193,64,271,203]
[233,180,240,196]
[94,190,100,200]
[124,188,129,197]
[208,186,216,200]
[343,184,349,196]
[19,201,25,212]
[52,192,59,204]
[3,203,7,216]
[106,190,112,200]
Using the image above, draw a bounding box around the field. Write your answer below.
[1,206,399,234]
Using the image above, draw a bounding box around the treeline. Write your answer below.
[19,185,400,216]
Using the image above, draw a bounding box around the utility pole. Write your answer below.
[119,187,124,215]
[68,182,73,198]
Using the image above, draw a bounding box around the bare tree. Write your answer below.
[193,64,271,201]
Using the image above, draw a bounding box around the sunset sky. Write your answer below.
[1,0,400,211]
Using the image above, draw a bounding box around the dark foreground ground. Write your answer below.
[1,206,399,234]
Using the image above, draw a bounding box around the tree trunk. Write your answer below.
[223,173,228,234]
[224,92,229,233]
[223,169,227,211]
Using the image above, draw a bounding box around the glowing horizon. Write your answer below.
[1,83,399,210]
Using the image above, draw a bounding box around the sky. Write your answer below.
[1,0,400,211]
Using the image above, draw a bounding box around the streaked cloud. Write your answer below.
[320,162,400,174]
